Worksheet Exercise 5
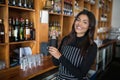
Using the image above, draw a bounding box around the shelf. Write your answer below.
[9,6,35,12]
[0,43,8,45]
[63,14,74,17]
[0,4,6,7]
[49,12,62,16]
[9,40,36,45]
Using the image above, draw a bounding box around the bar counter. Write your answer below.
[0,39,117,80]
[0,56,57,80]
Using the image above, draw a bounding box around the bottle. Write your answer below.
[18,0,22,7]
[8,0,12,5]
[49,35,58,48]
[11,18,15,42]
[13,18,19,42]
[49,21,58,48]
[12,0,16,6]
[56,21,61,37]
[8,18,13,42]
[19,18,24,41]
[28,0,32,9]
[23,0,27,8]
[24,19,30,40]
[29,22,35,40]
[50,0,54,13]
[0,19,5,43]
[0,0,5,4]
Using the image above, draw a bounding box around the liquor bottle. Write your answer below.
[9,18,13,42]
[19,18,24,41]
[56,21,61,36]
[11,18,15,42]
[12,0,16,6]
[49,35,58,48]
[50,0,54,13]
[24,19,30,40]
[18,0,22,7]
[29,22,35,40]
[49,21,58,48]
[28,0,33,9]
[0,19,5,43]
[23,0,27,8]
[13,18,19,42]
[0,0,5,4]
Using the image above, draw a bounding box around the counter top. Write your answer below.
[98,39,116,49]
[0,56,57,80]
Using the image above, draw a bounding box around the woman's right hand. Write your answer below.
[48,46,61,59]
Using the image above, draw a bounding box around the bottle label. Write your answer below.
[26,29,30,35]
[0,32,4,35]
[9,31,11,37]
[14,29,17,37]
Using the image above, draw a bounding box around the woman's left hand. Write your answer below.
[48,46,61,59]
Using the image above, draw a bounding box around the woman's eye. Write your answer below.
[84,22,88,24]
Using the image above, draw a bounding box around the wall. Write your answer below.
[111,0,120,28]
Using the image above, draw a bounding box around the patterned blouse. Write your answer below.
[52,36,97,80]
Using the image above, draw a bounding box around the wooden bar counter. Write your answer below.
[0,56,57,80]
[0,39,117,80]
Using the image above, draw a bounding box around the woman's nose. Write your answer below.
[78,21,82,25]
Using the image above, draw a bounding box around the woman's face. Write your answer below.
[74,14,89,37]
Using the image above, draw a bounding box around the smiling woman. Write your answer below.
[75,14,89,37]
[48,10,97,80]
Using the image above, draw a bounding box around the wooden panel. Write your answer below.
[39,23,49,42]
[63,16,74,37]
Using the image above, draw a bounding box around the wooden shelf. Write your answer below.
[9,40,36,45]
[0,4,6,7]
[8,6,35,12]
[0,43,8,45]
[63,14,74,17]
[49,12,62,16]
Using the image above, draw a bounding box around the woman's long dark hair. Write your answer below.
[62,10,96,56]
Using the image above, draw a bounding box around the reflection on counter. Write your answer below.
[29,67,58,80]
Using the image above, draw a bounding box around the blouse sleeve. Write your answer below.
[52,36,67,66]
[59,42,97,79]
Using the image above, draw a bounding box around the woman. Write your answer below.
[49,10,97,80]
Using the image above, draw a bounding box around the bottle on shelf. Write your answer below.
[0,19,5,43]
[13,17,19,42]
[8,0,12,6]
[18,0,22,7]
[11,0,16,6]
[23,0,27,8]
[29,22,35,40]
[19,18,24,41]
[53,0,61,14]
[24,19,30,40]
[28,0,34,9]
[56,21,61,36]
[64,0,73,15]
[9,18,14,42]
[74,0,80,16]
[0,0,5,4]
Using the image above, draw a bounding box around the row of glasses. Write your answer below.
[20,53,44,71]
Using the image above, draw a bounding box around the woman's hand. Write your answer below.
[48,46,61,59]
